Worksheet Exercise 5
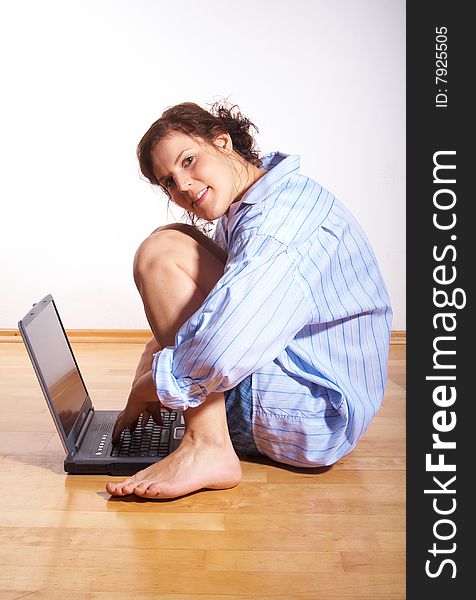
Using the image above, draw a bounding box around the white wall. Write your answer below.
[1,0,405,330]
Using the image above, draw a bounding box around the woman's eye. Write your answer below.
[183,155,194,167]
[165,177,174,189]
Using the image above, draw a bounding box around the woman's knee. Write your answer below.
[152,223,227,265]
[133,225,189,284]
[149,222,200,238]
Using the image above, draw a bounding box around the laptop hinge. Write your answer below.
[75,409,94,449]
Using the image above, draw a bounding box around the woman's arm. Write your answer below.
[152,233,313,411]
[133,336,160,385]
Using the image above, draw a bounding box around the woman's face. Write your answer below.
[151,131,243,221]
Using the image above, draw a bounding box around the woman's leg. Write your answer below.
[133,223,227,348]
[106,224,242,499]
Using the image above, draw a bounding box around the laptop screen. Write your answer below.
[23,300,88,437]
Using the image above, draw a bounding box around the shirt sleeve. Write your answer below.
[210,216,227,251]
[152,232,312,410]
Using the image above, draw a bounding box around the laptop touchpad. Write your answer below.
[173,427,185,440]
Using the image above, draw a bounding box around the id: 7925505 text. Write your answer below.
[435,26,448,108]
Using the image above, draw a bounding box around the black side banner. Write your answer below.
[407,3,472,598]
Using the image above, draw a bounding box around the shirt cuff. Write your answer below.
[151,348,208,411]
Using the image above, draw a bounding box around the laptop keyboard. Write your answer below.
[111,411,178,457]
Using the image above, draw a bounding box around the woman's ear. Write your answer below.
[213,132,233,153]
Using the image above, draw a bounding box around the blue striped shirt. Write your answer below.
[152,152,392,467]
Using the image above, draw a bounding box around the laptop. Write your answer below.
[18,294,185,475]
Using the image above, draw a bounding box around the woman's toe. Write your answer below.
[143,484,161,497]
[130,480,151,495]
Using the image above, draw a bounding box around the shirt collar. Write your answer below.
[227,152,300,218]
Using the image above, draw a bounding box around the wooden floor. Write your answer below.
[0,340,405,599]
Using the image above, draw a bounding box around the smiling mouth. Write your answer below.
[192,187,209,208]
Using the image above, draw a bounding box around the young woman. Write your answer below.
[106,102,392,499]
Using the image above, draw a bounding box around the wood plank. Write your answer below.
[0,510,226,531]
[0,567,405,596]
[375,530,406,552]
[0,525,381,552]
[0,546,206,571]
[205,549,343,572]
[0,329,151,344]
[265,468,405,484]
[341,551,405,575]
[0,329,407,345]
[0,594,406,600]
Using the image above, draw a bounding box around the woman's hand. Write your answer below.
[132,336,161,386]
[112,370,163,444]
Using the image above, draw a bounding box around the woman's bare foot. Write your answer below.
[105,433,242,499]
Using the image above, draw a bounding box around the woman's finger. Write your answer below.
[141,410,150,428]
[113,405,140,443]
[130,416,140,434]
[112,410,126,443]
[149,402,163,426]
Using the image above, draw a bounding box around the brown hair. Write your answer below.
[137,101,262,187]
